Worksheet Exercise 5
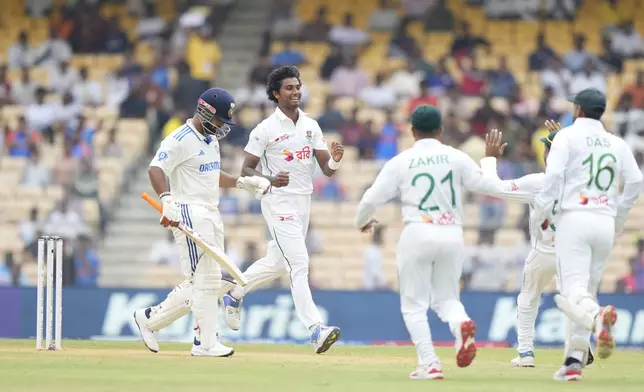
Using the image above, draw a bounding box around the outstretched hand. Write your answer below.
[485,129,507,158]
[331,141,344,162]
[544,120,561,133]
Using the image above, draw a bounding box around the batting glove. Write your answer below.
[237,176,271,199]
[160,194,182,227]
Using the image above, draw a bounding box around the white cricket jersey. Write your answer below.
[480,157,555,255]
[244,107,328,196]
[149,120,222,209]
[534,118,643,223]
[355,138,499,228]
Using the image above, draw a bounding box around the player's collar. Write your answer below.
[414,138,441,147]
[185,119,214,144]
[573,117,603,128]
[274,106,307,122]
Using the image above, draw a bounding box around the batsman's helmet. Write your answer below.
[195,88,236,140]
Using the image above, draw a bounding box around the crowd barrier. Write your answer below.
[2,288,643,347]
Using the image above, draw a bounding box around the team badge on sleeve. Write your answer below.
[306,130,312,141]
[157,151,168,161]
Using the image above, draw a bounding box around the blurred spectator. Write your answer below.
[50,5,75,41]
[136,2,167,41]
[21,148,51,188]
[545,0,576,20]
[450,22,490,59]
[364,226,386,290]
[272,39,306,66]
[105,69,131,110]
[423,0,455,32]
[541,56,572,97]
[340,108,366,146]
[149,231,180,266]
[426,58,455,96]
[489,56,517,99]
[305,223,324,256]
[485,0,538,19]
[68,115,96,158]
[403,0,431,20]
[569,59,606,94]
[375,113,399,162]
[59,92,83,130]
[563,34,593,73]
[370,0,399,32]
[599,0,627,37]
[69,7,108,53]
[8,31,36,68]
[173,61,204,113]
[12,68,36,105]
[186,26,222,89]
[104,17,131,53]
[249,55,274,85]
[389,61,423,99]
[72,159,99,199]
[74,233,99,287]
[320,44,344,81]
[163,110,187,139]
[611,20,644,59]
[314,176,346,201]
[624,71,644,109]
[612,93,644,153]
[599,37,624,73]
[529,33,556,71]
[36,28,73,67]
[25,87,58,143]
[44,196,83,241]
[7,116,40,157]
[19,207,41,247]
[235,78,268,108]
[102,128,124,158]
[119,83,148,119]
[408,80,438,114]
[317,97,346,131]
[470,96,501,136]
[49,61,80,94]
[389,18,421,59]
[459,58,487,96]
[0,252,24,287]
[73,66,103,107]
[53,141,80,187]
[357,120,379,160]
[329,56,368,98]
[223,237,243,269]
[219,188,241,217]
[0,65,10,105]
[359,73,396,109]
[150,53,171,91]
[119,51,144,82]
[239,241,259,272]
[329,13,369,48]
[442,111,470,147]
[271,8,303,40]
[301,6,331,41]
[25,0,53,17]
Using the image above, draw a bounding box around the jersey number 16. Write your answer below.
[582,153,617,191]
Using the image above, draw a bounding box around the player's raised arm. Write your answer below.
[355,158,401,231]
[615,140,644,234]
[241,124,289,188]
[312,124,344,177]
[533,133,570,223]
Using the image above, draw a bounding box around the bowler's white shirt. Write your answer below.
[534,118,643,225]
[150,119,222,209]
[356,138,499,228]
[245,107,328,196]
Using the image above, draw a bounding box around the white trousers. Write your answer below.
[397,223,470,366]
[556,211,614,354]
[516,249,556,353]
[236,194,323,329]
[173,204,225,277]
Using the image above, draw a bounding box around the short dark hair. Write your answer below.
[266,65,300,103]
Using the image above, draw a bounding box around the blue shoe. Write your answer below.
[220,293,242,331]
[311,325,341,354]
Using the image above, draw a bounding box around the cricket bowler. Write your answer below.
[133,88,270,356]
[220,65,344,354]
[354,105,504,379]
[532,88,643,380]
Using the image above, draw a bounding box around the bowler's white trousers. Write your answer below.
[235,193,323,329]
[397,223,471,366]
[555,211,614,354]
[516,249,556,353]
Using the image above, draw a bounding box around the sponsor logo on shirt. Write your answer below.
[157,151,168,161]
[579,193,608,206]
[199,150,205,156]
[199,161,220,173]
[283,149,294,162]
[274,134,290,143]
[279,215,295,221]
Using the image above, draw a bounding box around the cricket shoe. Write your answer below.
[595,305,617,360]
[133,308,159,353]
[410,362,444,380]
[455,320,477,368]
[220,293,242,331]
[511,351,535,367]
[586,348,595,366]
[312,325,341,354]
[553,361,582,381]
[191,337,235,357]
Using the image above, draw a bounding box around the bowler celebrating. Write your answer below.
[222,66,344,353]
[133,88,270,357]
[532,88,643,381]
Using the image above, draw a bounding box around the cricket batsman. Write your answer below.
[532,88,643,381]
[133,88,271,356]
[480,127,594,368]
[354,105,504,380]
[219,65,343,353]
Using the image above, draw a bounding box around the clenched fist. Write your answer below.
[271,171,290,188]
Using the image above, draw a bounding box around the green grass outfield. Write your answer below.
[1,340,643,391]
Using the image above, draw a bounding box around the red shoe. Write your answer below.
[596,305,617,359]
[456,320,477,368]
[553,363,582,381]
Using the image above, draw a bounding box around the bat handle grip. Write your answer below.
[141,192,163,213]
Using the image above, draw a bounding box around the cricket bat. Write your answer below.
[141,192,248,286]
